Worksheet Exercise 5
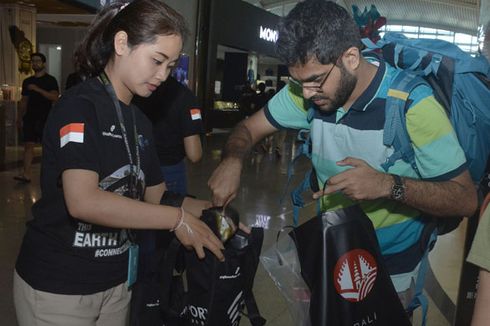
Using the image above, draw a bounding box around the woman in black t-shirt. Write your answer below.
[13,2,224,325]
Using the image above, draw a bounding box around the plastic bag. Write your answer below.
[260,229,311,326]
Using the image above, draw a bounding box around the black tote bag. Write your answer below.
[292,205,411,326]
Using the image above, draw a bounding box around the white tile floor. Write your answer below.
[0,132,476,325]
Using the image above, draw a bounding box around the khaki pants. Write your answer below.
[13,270,131,326]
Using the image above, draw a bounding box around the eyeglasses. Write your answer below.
[289,61,337,93]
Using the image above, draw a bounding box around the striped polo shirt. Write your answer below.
[264,57,466,256]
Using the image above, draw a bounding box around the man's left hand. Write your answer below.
[313,157,392,201]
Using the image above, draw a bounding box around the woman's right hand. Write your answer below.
[174,211,225,261]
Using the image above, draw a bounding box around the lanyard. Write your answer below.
[99,72,141,199]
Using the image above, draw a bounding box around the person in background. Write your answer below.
[467,22,490,326]
[247,60,255,85]
[133,76,205,275]
[133,75,203,195]
[65,71,84,90]
[13,2,223,326]
[253,82,268,113]
[15,52,59,183]
[238,81,256,117]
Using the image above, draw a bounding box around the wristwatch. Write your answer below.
[390,174,406,201]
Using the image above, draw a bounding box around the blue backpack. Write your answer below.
[363,32,490,185]
[288,33,490,227]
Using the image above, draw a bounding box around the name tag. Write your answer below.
[127,244,139,288]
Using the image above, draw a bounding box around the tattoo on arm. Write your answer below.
[222,122,254,160]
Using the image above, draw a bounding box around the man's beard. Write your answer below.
[32,66,44,73]
[312,65,357,112]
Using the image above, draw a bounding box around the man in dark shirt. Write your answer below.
[15,52,59,183]
[133,76,204,275]
[133,76,204,195]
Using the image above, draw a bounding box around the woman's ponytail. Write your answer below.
[73,2,123,78]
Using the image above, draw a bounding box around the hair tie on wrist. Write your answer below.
[170,207,185,232]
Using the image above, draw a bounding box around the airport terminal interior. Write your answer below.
[1,0,489,325]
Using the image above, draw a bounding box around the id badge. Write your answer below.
[127,244,139,288]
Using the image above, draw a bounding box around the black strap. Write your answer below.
[158,238,183,321]
[160,191,186,207]
[98,72,141,244]
[99,72,141,199]
[241,228,266,326]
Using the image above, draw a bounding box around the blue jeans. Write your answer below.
[161,160,187,195]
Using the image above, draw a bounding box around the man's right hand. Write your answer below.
[208,158,243,207]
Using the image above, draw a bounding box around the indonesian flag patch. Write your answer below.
[190,108,202,120]
[60,123,84,148]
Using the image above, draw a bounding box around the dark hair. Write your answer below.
[31,52,46,63]
[74,0,188,78]
[276,0,361,66]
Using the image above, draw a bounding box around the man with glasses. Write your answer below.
[15,52,59,183]
[208,0,476,314]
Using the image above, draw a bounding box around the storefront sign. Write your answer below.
[259,26,278,43]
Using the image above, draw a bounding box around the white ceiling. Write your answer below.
[243,0,483,35]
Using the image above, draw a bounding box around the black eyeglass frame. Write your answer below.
[289,60,338,92]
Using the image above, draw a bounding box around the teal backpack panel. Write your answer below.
[363,32,490,183]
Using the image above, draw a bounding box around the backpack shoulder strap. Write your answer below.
[382,69,427,177]
[406,228,437,326]
[281,127,317,226]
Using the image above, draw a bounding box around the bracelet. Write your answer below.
[170,207,185,232]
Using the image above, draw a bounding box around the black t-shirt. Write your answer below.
[65,72,84,90]
[21,73,59,120]
[133,77,204,166]
[15,78,163,295]
[253,91,269,114]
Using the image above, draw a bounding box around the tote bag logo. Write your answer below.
[333,249,377,302]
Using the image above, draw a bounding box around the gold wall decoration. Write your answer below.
[8,25,33,75]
